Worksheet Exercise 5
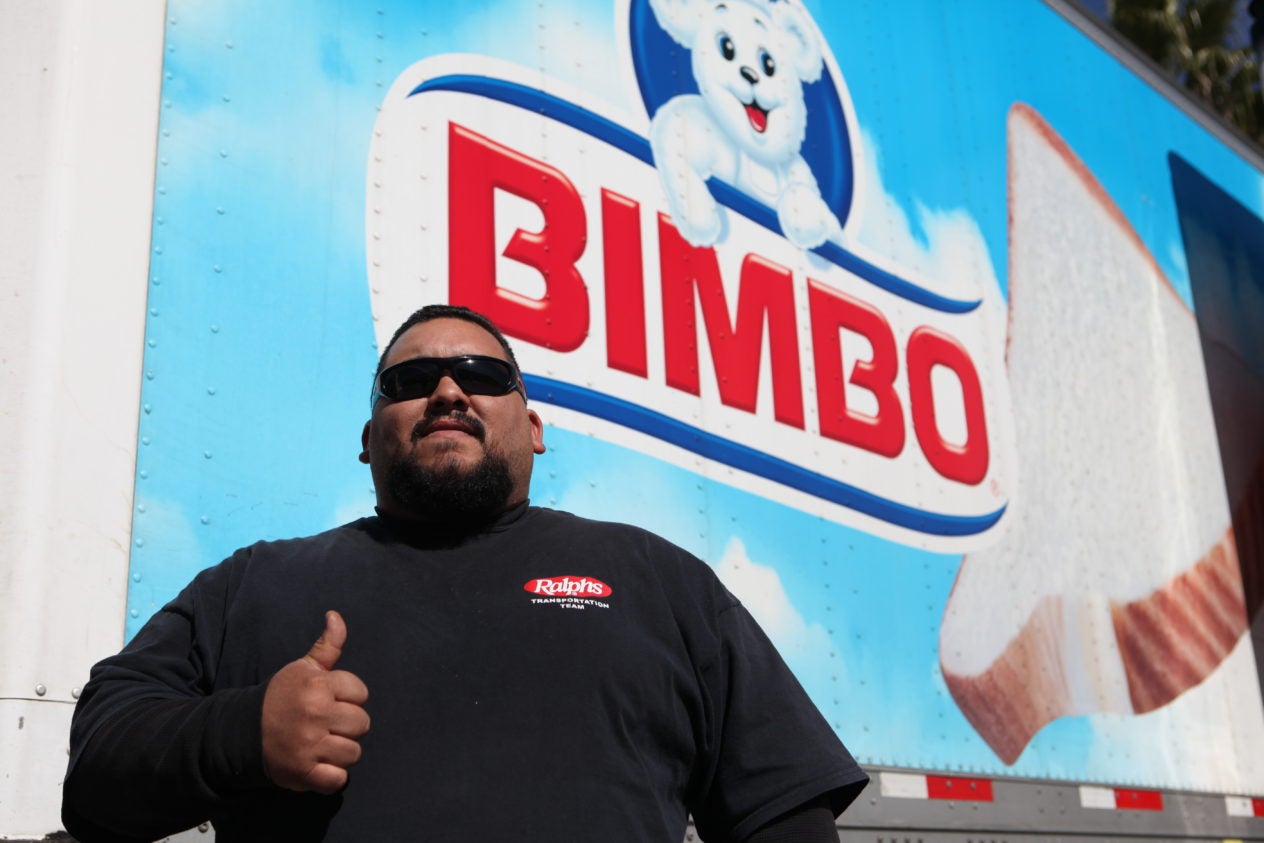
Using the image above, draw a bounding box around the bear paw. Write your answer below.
[777,184,839,249]
[669,190,725,248]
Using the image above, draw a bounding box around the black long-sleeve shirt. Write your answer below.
[64,505,867,841]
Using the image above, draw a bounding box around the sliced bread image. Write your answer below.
[938,104,1248,765]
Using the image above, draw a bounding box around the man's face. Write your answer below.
[360,318,544,522]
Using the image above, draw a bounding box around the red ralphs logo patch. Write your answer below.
[524,576,613,598]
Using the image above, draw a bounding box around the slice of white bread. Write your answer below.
[938,104,1247,765]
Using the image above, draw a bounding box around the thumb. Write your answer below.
[305,610,346,671]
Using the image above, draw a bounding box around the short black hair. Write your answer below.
[375,304,522,380]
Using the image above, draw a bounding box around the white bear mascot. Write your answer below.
[648,0,841,249]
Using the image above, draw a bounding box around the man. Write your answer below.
[63,304,868,842]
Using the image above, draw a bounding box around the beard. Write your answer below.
[383,448,516,528]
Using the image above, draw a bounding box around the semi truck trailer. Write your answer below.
[3,0,1263,839]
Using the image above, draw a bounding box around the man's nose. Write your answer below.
[427,373,469,408]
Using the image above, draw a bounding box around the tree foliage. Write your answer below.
[1110,0,1264,146]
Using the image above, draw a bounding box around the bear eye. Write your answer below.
[717,32,735,61]
[760,49,775,77]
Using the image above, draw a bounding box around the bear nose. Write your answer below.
[740,65,759,85]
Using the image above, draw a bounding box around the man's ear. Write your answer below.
[359,420,372,464]
[528,408,546,455]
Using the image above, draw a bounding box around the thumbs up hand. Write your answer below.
[261,611,371,794]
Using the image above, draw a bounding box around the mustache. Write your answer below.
[412,411,486,441]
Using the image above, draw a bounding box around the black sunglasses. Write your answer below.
[372,355,525,406]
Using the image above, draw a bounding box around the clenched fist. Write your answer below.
[261,610,371,794]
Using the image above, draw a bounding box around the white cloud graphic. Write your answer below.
[713,536,837,672]
[850,129,1001,304]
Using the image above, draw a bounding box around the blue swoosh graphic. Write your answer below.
[523,374,1006,537]
[409,74,982,315]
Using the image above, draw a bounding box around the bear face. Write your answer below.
[688,0,812,167]
[646,0,837,248]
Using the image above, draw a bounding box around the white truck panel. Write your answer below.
[0,0,165,835]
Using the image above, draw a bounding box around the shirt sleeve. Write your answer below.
[688,597,869,842]
[742,795,837,843]
[62,553,274,842]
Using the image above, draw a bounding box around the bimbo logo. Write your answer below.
[524,576,614,598]
[366,0,1015,551]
